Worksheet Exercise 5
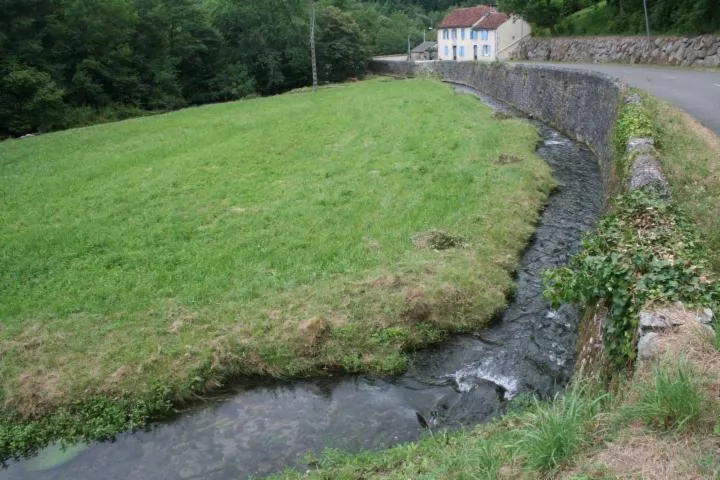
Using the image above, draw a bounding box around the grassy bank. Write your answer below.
[645,95,720,274]
[0,78,555,458]
[265,91,720,479]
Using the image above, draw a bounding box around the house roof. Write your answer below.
[438,5,495,29]
[411,41,437,53]
[473,12,509,30]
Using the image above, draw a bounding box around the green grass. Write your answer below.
[0,78,554,442]
[644,94,720,274]
[556,2,614,36]
[623,360,705,432]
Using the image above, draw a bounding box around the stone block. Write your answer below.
[638,332,661,361]
[699,307,714,325]
[630,154,669,196]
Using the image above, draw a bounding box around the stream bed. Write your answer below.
[2,86,604,480]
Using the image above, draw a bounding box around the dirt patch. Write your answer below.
[298,316,331,347]
[497,154,524,165]
[412,230,466,250]
[373,274,403,289]
[167,303,196,334]
[12,369,65,418]
[492,111,513,120]
[577,432,715,480]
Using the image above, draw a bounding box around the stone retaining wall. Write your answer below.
[369,60,625,184]
[512,35,720,67]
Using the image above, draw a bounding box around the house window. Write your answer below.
[442,29,449,40]
[444,46,449,57]
[470,30,476,40]
[460,29,465,40]
[483,45,490,57]
[459,46,465,57]
[481,29,489,40]
[451,29,457,40]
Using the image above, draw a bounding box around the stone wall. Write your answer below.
[369,60,625,183]
[512,35,720,67]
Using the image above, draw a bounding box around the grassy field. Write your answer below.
[0,77,554,434]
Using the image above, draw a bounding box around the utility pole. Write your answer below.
[643,0,651,39]
[407,35,411,61]
[309,0,318,91]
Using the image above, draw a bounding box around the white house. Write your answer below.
[437,5,531,62]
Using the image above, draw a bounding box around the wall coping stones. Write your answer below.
[513,35,720,68]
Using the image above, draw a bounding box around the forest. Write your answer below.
[0,0,477,137]
[2,0,718,137]
[501,0,720,37]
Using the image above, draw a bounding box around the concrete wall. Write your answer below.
[512,35,720,68]
[368,60,625,183]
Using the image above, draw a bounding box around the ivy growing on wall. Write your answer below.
[544,189,720,367]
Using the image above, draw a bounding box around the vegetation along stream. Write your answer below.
[2,86,604,480]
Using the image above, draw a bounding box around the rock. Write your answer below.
[630,154,669,197]
[698,308,714,325]
[627,138,654,153]
[639,311,670,329]
[638,332,661,361]
[702,324,716,336]
[625,93,642,104]
[702,54,720,68]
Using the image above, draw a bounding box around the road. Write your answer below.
[517,63,720,135]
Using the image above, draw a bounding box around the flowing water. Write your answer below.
[2,86,604,480]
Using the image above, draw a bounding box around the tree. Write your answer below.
[316,5,368,83]
[0,63,64,136]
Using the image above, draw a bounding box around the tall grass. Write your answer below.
[623,360,705,432]
[512,381,607,472]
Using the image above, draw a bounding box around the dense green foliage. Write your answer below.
[499,0,720,36]
[0,0,474,137]
[545,189,720,367]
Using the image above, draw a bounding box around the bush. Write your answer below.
[0,64,65,136]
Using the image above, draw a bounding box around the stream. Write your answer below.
[2,85,604,480]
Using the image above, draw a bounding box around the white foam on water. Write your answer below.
[450,364,519,400]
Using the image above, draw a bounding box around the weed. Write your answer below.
[512,382,605,473]
[623,360,705,432]
[614,100,658,155]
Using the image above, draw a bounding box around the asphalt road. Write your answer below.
[517,63,720,135]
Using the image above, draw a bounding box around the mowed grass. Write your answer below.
[0,78,554,419]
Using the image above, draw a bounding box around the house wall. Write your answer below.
[437,27,498,62]
[497,17,531,61]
